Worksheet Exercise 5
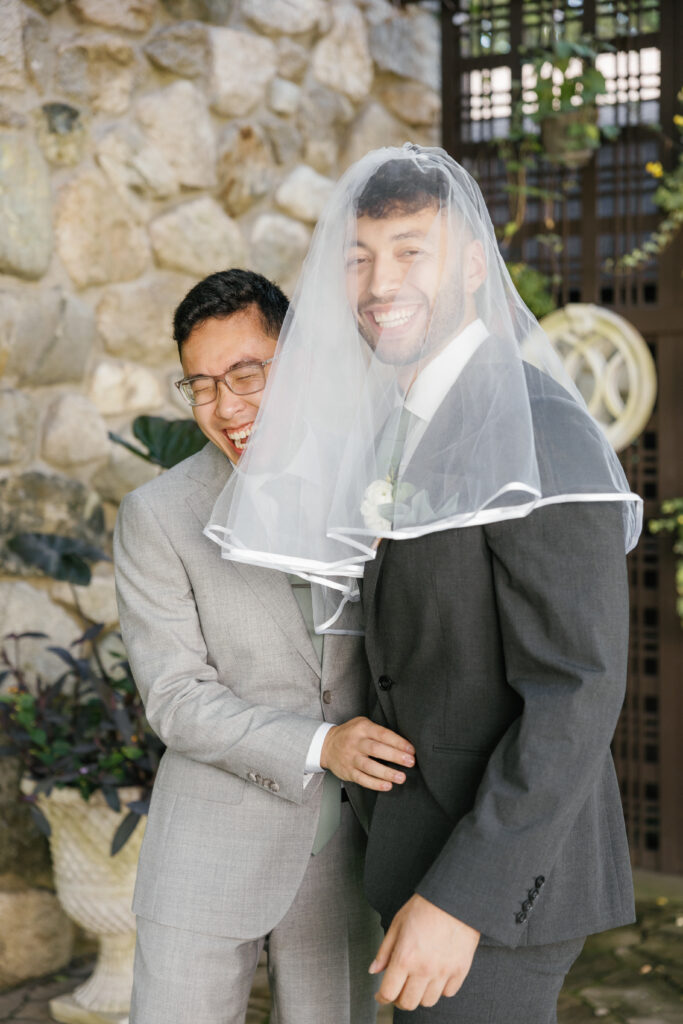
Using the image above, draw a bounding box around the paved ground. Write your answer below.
[1,871,681,1023]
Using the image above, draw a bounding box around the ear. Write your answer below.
[464,239,487,295]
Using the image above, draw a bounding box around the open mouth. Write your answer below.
[223,422,254,456]
[370,305,420,329]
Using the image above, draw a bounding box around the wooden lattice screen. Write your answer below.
[439,0,683,872]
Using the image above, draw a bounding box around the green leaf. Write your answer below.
[7,534,109,586]
[111,811,141,856]
[129,416,207,469]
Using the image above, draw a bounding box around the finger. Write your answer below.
[362,740,415,767]
[395,975,429,1012]
[443,973,465,999]
[421,977,448,1007]
[354,756,406,784]
[365,723,415,754]
[351,770,394,792]
[376,959,408,1005]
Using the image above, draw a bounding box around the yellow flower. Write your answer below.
[645,161,664,178]
[674,115,683,127]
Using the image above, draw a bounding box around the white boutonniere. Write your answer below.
[360,475,416,534]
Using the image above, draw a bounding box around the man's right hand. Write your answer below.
[320,717,415,791]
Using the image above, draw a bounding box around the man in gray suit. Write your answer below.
[114,269,416,1024]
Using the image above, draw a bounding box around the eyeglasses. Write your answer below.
[175,359,275,407]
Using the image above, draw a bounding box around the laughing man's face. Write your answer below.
[345,203,459,367]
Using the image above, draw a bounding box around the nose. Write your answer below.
[368,254,404,301]
[214,379,248,419]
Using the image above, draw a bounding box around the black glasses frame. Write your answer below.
[175,358,275,406]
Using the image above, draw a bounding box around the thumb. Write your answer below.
[369,921,397,974]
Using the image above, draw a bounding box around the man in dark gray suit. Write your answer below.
[347,152,640,1021]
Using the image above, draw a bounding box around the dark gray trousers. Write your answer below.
[393,936,585,1024]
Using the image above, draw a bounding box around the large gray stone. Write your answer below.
[96,123,177,200]
[341,101,410,170]
[0,390,36,466]
[2,287,95,387]
[88,359,164,416]
[51,565,119,626]
[250,213,310,288]
[263,115,303,166]
[160,0,234,22]
[208,27,277,117]
[0,133,53,280]
[150,197,246,277]
[275,37,308,81]
[42,394,110,469]
[91,442,160,505]
[0,473,106,578]
[135,81,216,191]
[0,583,83,681]
[23,9,54,93]
[57,33,137,115]
[35,102,88,167]
[0,874,74,991]
[377,79,441,126]
[297,82,352,172]
[312,4,373,103]
[55,168,151,289]
[144,21,209,77]
[269,76,301,116]
[97,273,191,365]
[216,121,276,216]
[0,0,25,91]
[242,0,325,36]
[69,0,157,33]
[370,8,440,91]
[275,164,335,223]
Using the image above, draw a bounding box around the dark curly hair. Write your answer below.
[355,158,449,219]
[173,269,289,358]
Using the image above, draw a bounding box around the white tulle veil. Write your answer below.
[205,144,642,633]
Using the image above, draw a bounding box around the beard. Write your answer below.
[357,281,466,368]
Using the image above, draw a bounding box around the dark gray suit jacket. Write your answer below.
[362,355,635,948]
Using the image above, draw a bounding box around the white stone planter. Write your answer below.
[22,782,145,1024]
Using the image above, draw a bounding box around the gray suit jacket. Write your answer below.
[114,443,370,940]
[362,359,636,948]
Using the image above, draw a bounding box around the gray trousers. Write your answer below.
[393,936,585,1024]
[130,802,382,1024]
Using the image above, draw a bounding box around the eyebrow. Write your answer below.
[187,357,266,378]
[346,230,430,250]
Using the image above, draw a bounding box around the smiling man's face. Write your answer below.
[180,303,277,465]
[345,203,460,367]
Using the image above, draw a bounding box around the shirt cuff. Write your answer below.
[305,722,335,774]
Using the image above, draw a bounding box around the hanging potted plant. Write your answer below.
[0,533,163,1022]
[524,36,618,169]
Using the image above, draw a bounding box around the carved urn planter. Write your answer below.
[22,782,145,1024]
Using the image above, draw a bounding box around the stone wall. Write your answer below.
[0,0,441,663]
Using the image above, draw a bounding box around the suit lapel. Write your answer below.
[184,443,322,678]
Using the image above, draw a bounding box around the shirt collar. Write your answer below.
[404,318,489,423]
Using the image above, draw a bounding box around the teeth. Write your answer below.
[226,424,253,450]
[373,307,416,327]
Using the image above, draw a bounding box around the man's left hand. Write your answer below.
[369,894,480,1010]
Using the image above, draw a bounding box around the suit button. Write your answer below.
[515,911,527,924]
[270,782,280,793]
[247,772,256,782]
[322,690,333,704]
[528,888,539,900]
[378,675,394,691]
[535,876,545,888]
[522,900,532,912]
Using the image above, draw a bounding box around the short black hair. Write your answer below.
[355,158,449,219]
[173,269,289,358]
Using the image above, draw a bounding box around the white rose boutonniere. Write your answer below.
[360,478,394,533]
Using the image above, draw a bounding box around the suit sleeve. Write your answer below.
[415,500,630,945]
[114,488,323,805]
